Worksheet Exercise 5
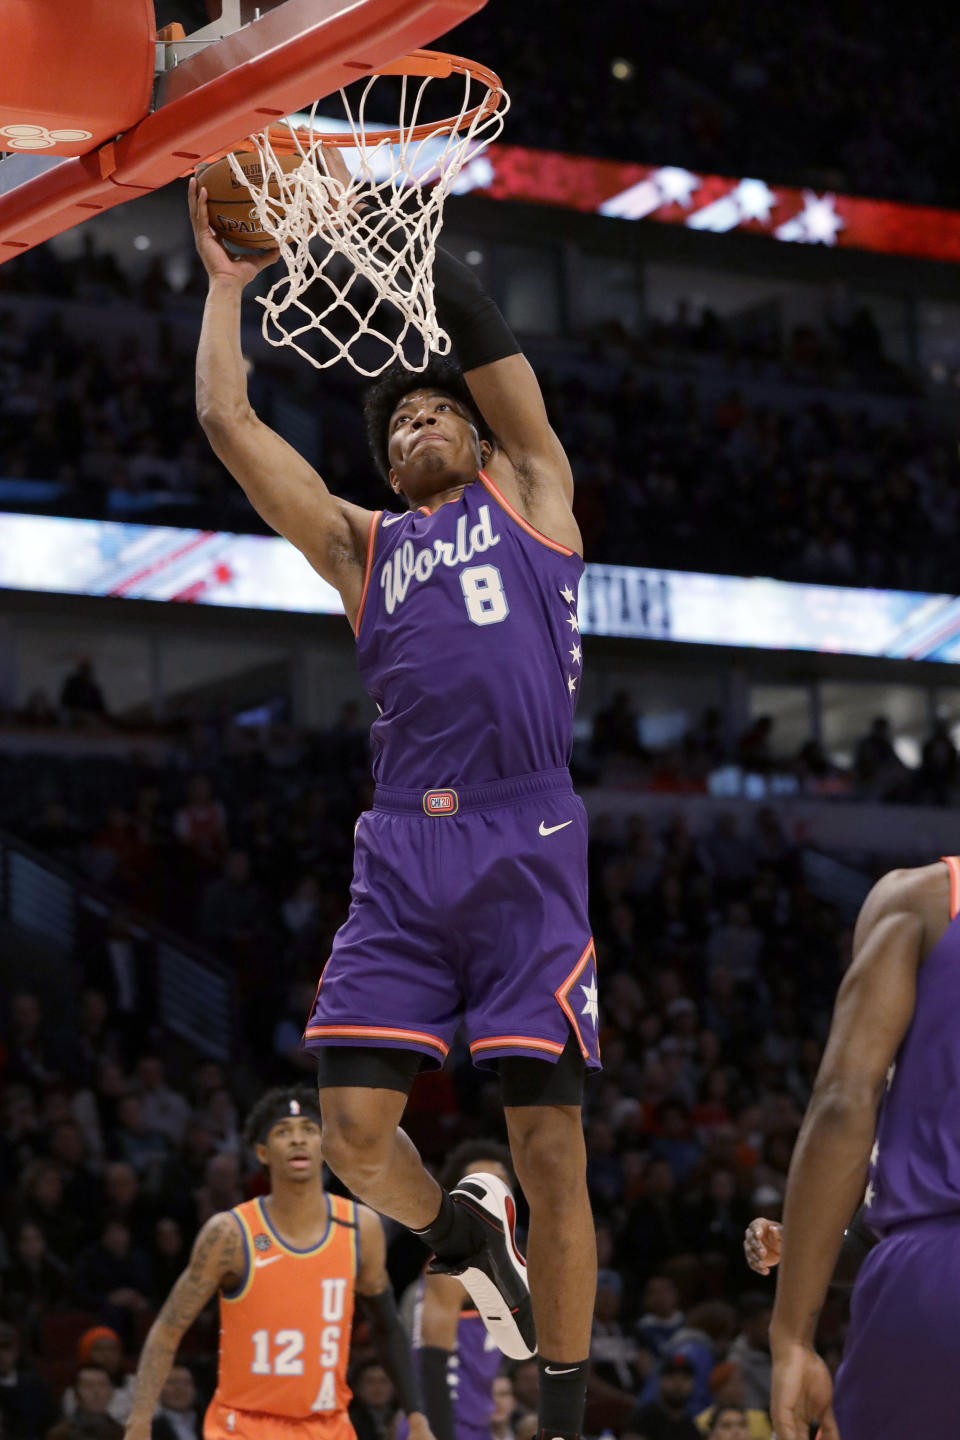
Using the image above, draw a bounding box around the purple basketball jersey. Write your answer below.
[864,856,960,1236]
[395,1275,502,1440]
[355,471,584,787]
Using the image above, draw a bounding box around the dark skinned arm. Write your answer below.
[124,1212,243,1440]
[769,867,929,1440]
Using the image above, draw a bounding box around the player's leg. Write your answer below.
[502,1040,595,1440]
[317,1047,442,1226]
[317,1047,519,1270]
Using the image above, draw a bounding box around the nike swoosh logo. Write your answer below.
[539,820,573,837]
[381,513,405,526]
[543,1367,579,1376]
[253,1254,283,1267]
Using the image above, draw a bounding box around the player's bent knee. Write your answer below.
[317,1107,394,1185]
[508,1111,587,1205]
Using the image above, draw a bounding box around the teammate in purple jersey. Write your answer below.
[190,149,596,1440]
[397,1143,517,1440]
[765,856,960,1440]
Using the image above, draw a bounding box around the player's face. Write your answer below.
[387,390,483,500]
[710,1413,748,1439]
[261,1115,323,1184]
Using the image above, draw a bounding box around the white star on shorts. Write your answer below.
[566,611,580,632]
[580,977,599,1028]
[567,674,577,696]
[560,585,575,604]
[569,643,582,665]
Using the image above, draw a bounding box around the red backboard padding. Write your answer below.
[0,0,155,155]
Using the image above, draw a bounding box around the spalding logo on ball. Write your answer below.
[194,148,304,250]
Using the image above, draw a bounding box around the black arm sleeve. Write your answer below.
[356,1288,424,1416]
[419,1347,456,1440]
[830,1204,879,1291]
[432,247,520,371]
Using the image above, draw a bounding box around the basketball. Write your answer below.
[194,149,303,250]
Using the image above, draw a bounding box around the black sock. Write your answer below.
[536,1356,588,1440]
[410,1190,484,1262]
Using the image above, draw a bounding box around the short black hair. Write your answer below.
[705,1407,746,1434]
[439,1137,514,1192]
[242,1087,322,1150]
[363,356,495,483]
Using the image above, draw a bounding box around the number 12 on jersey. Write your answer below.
[461,564,509,626]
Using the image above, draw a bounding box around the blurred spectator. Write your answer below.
[695,1363,772,1439]
[2,1221,69,1330]
[70,1222,152,1339]
[348,1362,396,1440]
[152,1366,201,1440]
[635,1277,685,1363]
[0,1321,58,1440]
[509,1360,539,1418]
[109,1097,169,1184]
[702,1410,750,1440]
[59,660,107,728]
[62,1332,135,1427]
[853,716,909,800]
[593,692,648,764]
[136,1059,191,1148]
[631,1355,701,1440]
[590,1275,647,1398]
[150,1218,188,1309]
[47,1367,123,1440]
[193,1154,244,1229]
[919,719,958,804]
[490,1376,519,1440]
[725,1299,773,1414]
[173,777,227,866]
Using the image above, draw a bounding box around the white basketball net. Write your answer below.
[229,60,509,376]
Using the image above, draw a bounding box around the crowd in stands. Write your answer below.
[1,283,958,594]
[2,694,858,1440]
[447,0,960,209]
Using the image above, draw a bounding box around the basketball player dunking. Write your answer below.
[761,858,960,1439]
[123,1089,431,1440]
[189,153,598,1440]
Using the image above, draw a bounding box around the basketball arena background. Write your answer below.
[2,1,960,1435]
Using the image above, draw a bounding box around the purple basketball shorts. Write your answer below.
[303,768,599,1071]
[834,1216,960,1438]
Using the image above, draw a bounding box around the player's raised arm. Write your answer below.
[353,1206,433,1440]
[189,178,374,626]
[769,866,928,1440]
[432,246,574,507]
[125,1211,244,1440]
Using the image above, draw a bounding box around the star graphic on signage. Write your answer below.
[569,643,582,664]
[559,584,575,604]
[567,674,577,696]
[870,1141,879,1167]
[580,977,599,1028]
[566,611,580,632]
[886,1062,896,1090]
[734,177,777,223]
[656,166,701,208]
[797,191,844,244]
[864,1181,876,1208]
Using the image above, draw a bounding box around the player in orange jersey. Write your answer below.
[124,1088,433,1440]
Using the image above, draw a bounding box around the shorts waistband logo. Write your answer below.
[423,789,459,815]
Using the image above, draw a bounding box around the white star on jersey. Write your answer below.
[566,612,579,632]
[580,977,599,1027]
[870,1141,880,1167]
[559,585,575,604]
[569,643,582,665]
[567,674,577,696]
[864,1181,876,1208]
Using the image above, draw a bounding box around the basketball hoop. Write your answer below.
[227,50,508,376]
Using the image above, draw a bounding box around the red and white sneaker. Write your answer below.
[428,1171,536,1359]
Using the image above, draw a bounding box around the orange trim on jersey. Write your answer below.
[222,1207,256,1304]
[942,856,960,919]
[555,938,598,1062]
[304,1023,449,1057]
[353,510,382,637]
[469,1034,566,1056]
[478,468,575,556]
